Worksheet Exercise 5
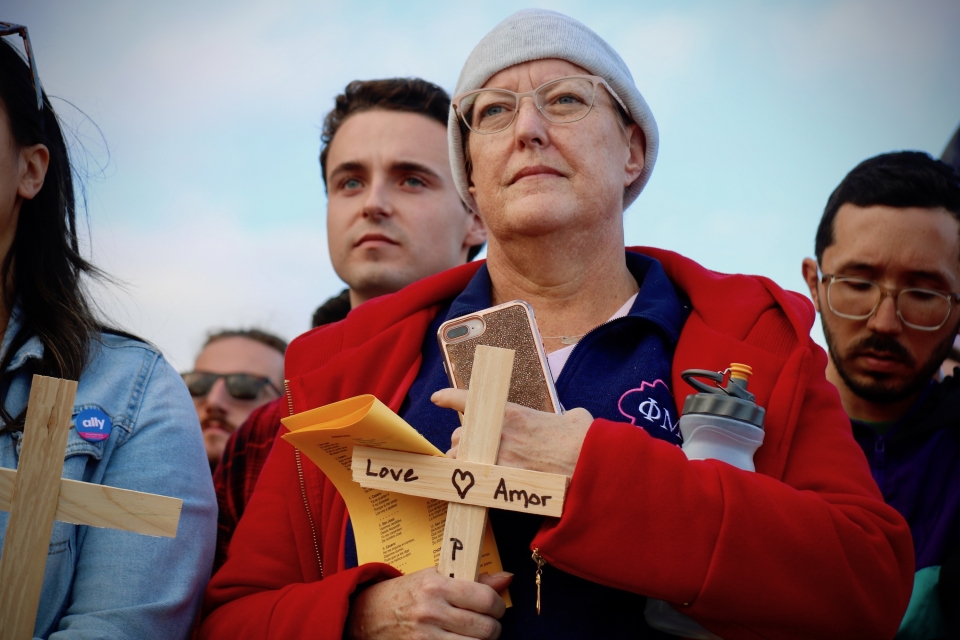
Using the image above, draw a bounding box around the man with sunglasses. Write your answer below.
[801,150,960,638]
[183,329,286,470]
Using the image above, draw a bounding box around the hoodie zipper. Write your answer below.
[532,548,546,615]
[286,379,324,579]
[530,547,603,615]
[529,316,648,613]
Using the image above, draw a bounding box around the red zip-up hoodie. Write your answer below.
[200,247,913,639]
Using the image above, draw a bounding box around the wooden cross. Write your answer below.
[352,345,569,582]
[0,375,184,640]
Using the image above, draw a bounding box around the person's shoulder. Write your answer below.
[914,375,960,433]
[80,328,165,382]
[312,288,352,328]
[240,396,287,443]
[86,329,186,388]
[90,328,162,363]
[632,246,815,355]
[80,329,192,429]
[286,260,484,377]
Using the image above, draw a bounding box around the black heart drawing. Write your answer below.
[451,469,475,500]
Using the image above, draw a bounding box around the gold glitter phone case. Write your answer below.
[438,300,561,414]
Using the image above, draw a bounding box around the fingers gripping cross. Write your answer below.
[351,346,569,583]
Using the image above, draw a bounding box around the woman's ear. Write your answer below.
[462,209,487,250]
[18,143,49,200]
[623,123,645,187]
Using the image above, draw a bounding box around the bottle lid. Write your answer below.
[681,364,765,428]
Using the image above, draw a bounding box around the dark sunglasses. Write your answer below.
[181,371,282,401]
[0,22,44,112]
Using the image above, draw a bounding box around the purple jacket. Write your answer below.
[853,375,960,637]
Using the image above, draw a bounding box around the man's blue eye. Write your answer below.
[403,177,425,187]
[343,178,362,190]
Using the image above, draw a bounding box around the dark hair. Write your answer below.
[0,37,107,430]
[944,123,960,171]
[319,78,483,262]
[319,78,450,187]
[311,289,350,328]
[815,151,960,263]
[203,328,287,356]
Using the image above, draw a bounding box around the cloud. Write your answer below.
[770,0,959,80]
[607,11,712,76]
[86,211,342,371]
[6,0,952,372]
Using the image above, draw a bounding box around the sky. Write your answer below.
[4,0,959,370]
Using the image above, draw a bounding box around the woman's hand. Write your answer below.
[431,388,593,478]
[346,568,512,639]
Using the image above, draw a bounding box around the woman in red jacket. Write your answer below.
[202,9,913,639]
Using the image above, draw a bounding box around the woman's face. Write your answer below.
[0,102,48,269]
[0,106,23,239]
[466,59,644,242]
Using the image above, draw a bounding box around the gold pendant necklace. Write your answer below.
[541,334,584,345]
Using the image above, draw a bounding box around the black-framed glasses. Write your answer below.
[452,75,628,135]
[181,371,282,401]
[820,271,960,331]
[0,22,44,112]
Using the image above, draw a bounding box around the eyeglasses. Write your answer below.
[820,272,960,331]
[181,371,282,401]
[452,75,628,135]
[0,22,44,112]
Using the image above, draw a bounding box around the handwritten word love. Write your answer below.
[364,459,419,483]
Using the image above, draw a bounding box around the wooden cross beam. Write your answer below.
[0,375,184,640]
[351,345,569,583]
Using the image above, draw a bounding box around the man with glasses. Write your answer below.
[183,329,286,470]
[802,150,960,638]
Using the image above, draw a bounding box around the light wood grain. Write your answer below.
[0,468,182,537]
[438,346,514,581]
[458,345,514,464]
[0,375,77,640]
[353,447,567,518]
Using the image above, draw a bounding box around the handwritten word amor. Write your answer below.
[493,478,552,510]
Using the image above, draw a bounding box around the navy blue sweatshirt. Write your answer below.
[347,251,689,638]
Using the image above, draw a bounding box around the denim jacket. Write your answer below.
[0,310,217,639]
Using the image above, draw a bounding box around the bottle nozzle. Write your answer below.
[730,363,752,382]
[724,363,756,402]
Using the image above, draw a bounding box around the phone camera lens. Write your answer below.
[446,326,469,340]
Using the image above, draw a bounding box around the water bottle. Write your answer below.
[644,363,765,639]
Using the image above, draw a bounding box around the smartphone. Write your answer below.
[437,300,562,414]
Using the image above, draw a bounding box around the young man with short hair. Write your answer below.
[801,151,960,638]
[211,78,486,571]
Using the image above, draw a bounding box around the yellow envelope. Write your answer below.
[282,395,508,599]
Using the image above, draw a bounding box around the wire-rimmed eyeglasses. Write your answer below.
[819,271,960,331]
[452,75,628,135]
[0,21,44,112]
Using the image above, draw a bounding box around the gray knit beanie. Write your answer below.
[449,8,659,212]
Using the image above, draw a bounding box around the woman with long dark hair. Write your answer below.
[0,24,216,638]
